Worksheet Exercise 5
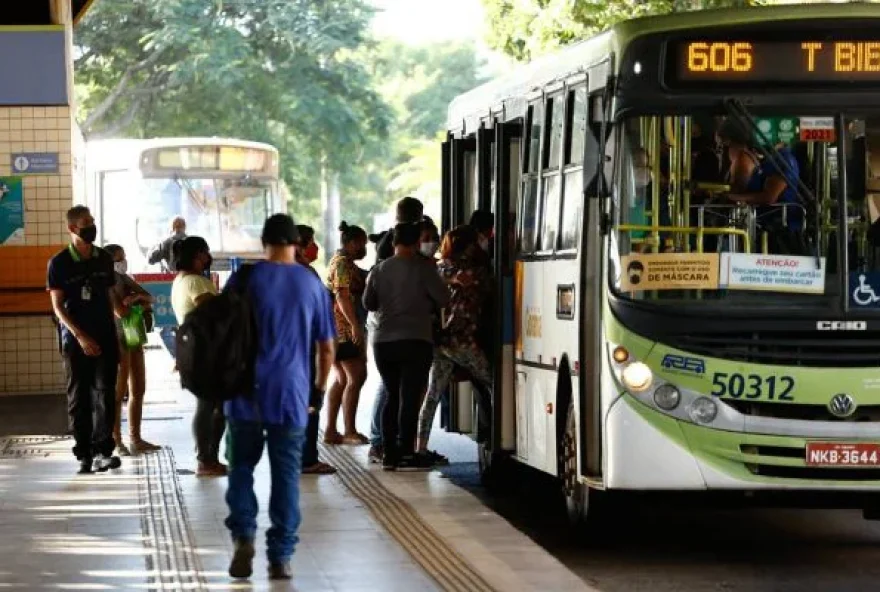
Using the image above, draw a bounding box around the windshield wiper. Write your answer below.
[723,98,822,267]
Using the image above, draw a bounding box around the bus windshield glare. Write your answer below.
[611,112,879,311]
[103,174,275,261]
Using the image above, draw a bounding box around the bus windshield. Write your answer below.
[610,112,879,312]
[122,176,275,261]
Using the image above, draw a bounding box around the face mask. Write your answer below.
[478,237,490,252]
[420,242,438,257]
[114,260,128,275]
[78,225,97,244]
[304,243,319,263]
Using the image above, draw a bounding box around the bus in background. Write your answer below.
[85,138,285,273]
[442,3,880,525]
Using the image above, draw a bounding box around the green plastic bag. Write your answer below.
[121,305,148,350]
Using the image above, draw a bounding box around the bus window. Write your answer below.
[547,94,565,170]
[538,94,564,252]
[559,86,588,250]
[566,87,587,166]
[539,175,561,251]
[520,102,544,253]
[527,103,544,175]
[521,177,540,252]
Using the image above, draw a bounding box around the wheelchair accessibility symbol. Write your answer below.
[851,273,880,307]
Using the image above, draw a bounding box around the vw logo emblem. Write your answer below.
[828,393,857,418]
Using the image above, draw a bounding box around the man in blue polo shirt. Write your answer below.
[47,205,125,474]
[224,214,336,581]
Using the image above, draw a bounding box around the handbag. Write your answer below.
[121,305,148,350]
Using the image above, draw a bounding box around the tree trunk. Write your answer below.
[321,157,341,265]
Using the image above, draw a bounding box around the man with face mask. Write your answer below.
[47,205,126,474]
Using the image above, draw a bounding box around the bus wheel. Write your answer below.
[561,399,589,526]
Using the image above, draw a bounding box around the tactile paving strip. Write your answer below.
[0,435,70,458]
[320,441,497,592]
[138,448,208,591]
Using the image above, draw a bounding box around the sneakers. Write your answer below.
[397,453,433,472]
[228,538,255,579]
[93,454,122,472]
[368,445,383,464]
[130,439,162,455]
[268,561,293,580]
[382,452,397,472]
[78,458,93,474]
[424,449,449,466]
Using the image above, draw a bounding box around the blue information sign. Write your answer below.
[12,152,59,174]
[141,281,176,327]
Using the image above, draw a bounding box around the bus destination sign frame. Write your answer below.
[668,39,880,87]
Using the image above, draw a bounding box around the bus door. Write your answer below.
[443,133,478,434]
[491,120,522,453]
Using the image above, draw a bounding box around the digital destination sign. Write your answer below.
[671,40,880,85]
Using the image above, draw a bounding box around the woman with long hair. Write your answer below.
[417,225,492,461]
[105,244,160,457]
[324,221,370,445]
[170,236,226,477]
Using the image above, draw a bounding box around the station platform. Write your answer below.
[0,342,592,591]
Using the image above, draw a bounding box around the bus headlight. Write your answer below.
[622,362,653,393]
[688,397,718,424]
[653,384,681,410]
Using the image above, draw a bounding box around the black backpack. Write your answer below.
[176,264,257,401]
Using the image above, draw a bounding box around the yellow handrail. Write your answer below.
[617,224,752,253]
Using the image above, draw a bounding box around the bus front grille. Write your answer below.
[725,401,880,422]
[740,445,880,481]
[667,332,880,367]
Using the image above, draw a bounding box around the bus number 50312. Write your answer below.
[711,372,795,401]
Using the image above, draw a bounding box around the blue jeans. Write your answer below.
[369,382,387,447]
[224,420,305,564]
[159,326,177,359]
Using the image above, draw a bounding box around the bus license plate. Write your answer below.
[805,442,880,467]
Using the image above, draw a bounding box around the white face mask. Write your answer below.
[478,237,490,252]
[114,260,128,275]
[420,242,438,257]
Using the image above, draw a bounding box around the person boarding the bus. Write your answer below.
[47,206,126,474]
[224,214,336,580]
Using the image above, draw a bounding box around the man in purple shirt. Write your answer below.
[223,214,336,581]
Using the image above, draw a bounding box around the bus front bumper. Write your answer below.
[605,395,880,491]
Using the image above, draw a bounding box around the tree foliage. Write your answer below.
[482,0,754,61]
[75,1,488,238]
[75,0,391,230]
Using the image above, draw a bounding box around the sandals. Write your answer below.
[341,433,369,446]
[302,461,337,475]
[323,433,344,445]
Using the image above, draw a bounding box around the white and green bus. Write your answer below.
[442,4,880,523]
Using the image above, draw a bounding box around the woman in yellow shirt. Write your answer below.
[170,236,226,477]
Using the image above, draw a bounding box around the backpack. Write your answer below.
[176,264,257,402]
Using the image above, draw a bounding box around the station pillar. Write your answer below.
[0,1,87,396]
